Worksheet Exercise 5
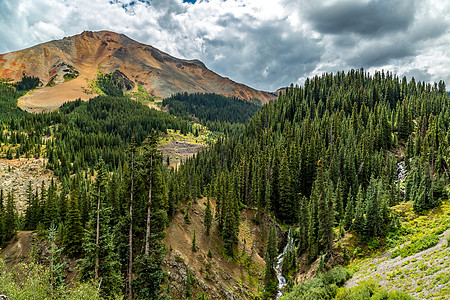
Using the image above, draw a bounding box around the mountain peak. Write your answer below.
[0,31,275,112]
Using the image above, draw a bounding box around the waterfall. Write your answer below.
[275,228,294,299]
[395,161,407,193]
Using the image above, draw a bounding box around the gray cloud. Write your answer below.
[304,0,416,36]
[0,0,450,91]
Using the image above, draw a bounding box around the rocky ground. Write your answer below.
[0,158,56,213]
[163,198,273,299]
[346,200,450,299]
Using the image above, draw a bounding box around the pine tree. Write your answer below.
[364,177,380,237]
[343,188,354,230]
[80,206,123,298]
[192,230,197,252]
[43,181,58,228]
[134,243,166,300]
[307,197,318,264]
[143,131,160,256]
[334,180,344,225]
[278,151,297,223]
[352,186,365,236]
[24,181,36,230]
[94,158,108,282]
[297,196,308,255]
[64,187,83,257]
[4,191,17,242]
[315,160,333,254]
[264,224,278,293]
[204,199,212,236]
[126,136,137,300]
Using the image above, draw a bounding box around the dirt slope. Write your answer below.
[0,231,34,267]
[0,31,276,112]
[164,198,268,299]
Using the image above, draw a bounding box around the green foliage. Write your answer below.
[281,267,350,300]
[204,199,213,236]
[4,191,17,242]
[192,230,197,252]
[185,269,195,299]
[63,186,83,257]
[264,224,278,293]
[94,70,134,97]
[45,95,193,176]
[79,206,123,298]
[134,245,166,300]
[391,234,439,259]
[0,79,26,120]
[163,92,260,124]
[0,258,102,299]
[282,268,414,300]
[47,224,66,296]
[15,73,41,91]
[334,280,415,300]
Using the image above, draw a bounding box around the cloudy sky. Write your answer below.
[0,0,449,91]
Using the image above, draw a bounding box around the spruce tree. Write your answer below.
[4,191,17,242]
[143,131,160,256]
[94,158,108,281]
[126,136,137,300]
[364,178,380,237]
[24,181,35,230]
[343,188,354,230]
[278,151,297,223]
[352,186,365,236]
[204,199,212,236]
[316,161,333,254]
[64,187,83,257]
[264,224,278,293]
[80,206,123,298]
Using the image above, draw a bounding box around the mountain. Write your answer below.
[0,31,276,112]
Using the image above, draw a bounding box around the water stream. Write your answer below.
[395,161,407,193]
[275,228,294,299]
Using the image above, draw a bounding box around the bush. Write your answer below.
[0,259,101,299]
[391,234,439,258]
[282,267,350,300]
[334,280,415,300]
[322,267,351,287]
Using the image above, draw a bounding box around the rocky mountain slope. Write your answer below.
[0,31,276,112]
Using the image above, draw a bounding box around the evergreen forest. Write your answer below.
[0,69,449,299]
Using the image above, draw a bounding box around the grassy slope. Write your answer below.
[347,198,450,299]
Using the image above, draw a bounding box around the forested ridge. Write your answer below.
[169,69,449,296]
[0,69,448,299]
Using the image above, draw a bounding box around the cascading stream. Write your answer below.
[275,228,294,299]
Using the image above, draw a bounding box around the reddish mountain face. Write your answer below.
[0,31,276,112]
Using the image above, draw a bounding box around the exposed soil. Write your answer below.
[0,231,78,282]
[0,231,34,267]
[163,198,268,299]
[2,31,276,113]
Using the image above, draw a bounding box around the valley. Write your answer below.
[0,31,449,300]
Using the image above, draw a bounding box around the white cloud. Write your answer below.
[0,0,450,90]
